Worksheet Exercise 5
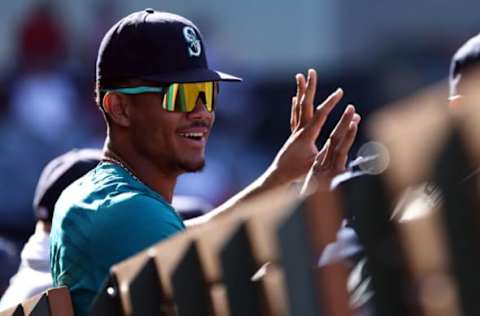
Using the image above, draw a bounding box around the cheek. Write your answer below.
[129,112,163,151]
[146,114,183,150]
[129,101,185,151]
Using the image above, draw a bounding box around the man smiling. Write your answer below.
[50,9,360,315]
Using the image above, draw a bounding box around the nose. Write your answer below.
[187,96,213,120]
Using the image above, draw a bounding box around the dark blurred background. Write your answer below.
[0,0,478,248]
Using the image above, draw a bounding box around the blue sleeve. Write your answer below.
[91,193,185,272]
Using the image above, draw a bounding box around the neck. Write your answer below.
[103,138,178,203]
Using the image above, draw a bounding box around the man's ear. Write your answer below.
[103,92,131,127]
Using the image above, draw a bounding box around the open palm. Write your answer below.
[269,69,360,193]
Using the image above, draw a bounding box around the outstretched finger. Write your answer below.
[305,69,318,106]
[305,88,344,138]
[296,74,306,103]
[290,96,298,132]
[296,74,307,127]
[328,104,356,149]
[333,117,360,172]
[300,69,317,123]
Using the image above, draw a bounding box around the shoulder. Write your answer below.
[53,164,185,235]
[88,193,185,270]
[51,160,185,240]
[96,191,180,224]
[51,162,183,246]
[53,162,154,220]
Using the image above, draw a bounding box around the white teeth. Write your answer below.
[180,132,204,138]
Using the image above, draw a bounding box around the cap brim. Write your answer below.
[141,68,242,84]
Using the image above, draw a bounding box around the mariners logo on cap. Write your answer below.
[183,26,201,57]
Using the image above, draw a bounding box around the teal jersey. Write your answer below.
[50,162,185,316]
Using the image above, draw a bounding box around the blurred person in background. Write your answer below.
[49,9,360,315]
[0,238,19,299]
[11,2,79,145]
[17,2,66,70]
[0,2,95,237]
[0,149,102,310]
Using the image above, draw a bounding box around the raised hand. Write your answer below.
[269,69,360,189]
[300,105,360,194]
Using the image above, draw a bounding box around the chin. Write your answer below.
[179,159,205,173]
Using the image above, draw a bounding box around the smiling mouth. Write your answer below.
[178,132,205,141]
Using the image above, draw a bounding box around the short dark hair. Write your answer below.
[449,33,480,97]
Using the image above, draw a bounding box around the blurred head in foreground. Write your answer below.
[449,33,480,107]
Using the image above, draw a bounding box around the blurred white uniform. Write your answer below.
[0,225,51,310]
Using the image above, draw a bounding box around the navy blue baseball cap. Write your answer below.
[96,9,241,85]
[33,148,102,222]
